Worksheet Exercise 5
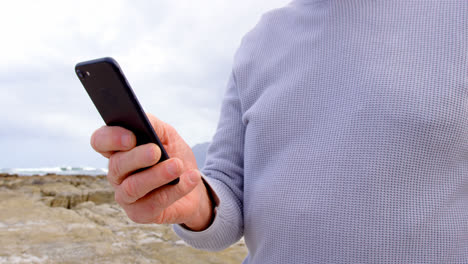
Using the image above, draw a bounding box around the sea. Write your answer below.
[0,167,108,176]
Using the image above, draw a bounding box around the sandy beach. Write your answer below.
[0,173,247,264]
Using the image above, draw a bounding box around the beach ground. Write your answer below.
[0,174,247,264]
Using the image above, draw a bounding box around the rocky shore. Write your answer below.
[0,174,247,264]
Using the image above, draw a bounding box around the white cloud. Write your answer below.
[0,0,290,168]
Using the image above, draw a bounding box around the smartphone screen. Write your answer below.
[75,57,178,184]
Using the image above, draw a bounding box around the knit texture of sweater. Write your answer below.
[174,1,468,263]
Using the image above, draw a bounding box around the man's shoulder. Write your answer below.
[241,4,298,47]
[233,3,303,66]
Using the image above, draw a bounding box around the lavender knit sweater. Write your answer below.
[174,1,468,263]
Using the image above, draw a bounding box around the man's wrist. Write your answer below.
[182,178,218,231]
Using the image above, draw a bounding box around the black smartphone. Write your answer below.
[75,57,178,185]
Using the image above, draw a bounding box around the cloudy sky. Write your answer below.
[0,0,290,169]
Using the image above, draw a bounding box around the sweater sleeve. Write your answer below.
[173,72,245,251]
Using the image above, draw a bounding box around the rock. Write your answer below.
[0,174,248,263]
[87,188,114,204]
[0,174,114,209]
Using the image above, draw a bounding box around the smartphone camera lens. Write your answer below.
[76,69,85,79]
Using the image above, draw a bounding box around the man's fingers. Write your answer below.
[91,126,137,156]
[146,113,170,144]
[107,143,161,186]
[121,170,201,224]
[115,157,183,204]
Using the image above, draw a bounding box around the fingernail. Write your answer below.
[148,145,158,163]
[187,171,199,184]
[121,134,131,148]
[167,160,179,176]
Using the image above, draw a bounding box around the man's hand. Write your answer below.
[90,113,213,231]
